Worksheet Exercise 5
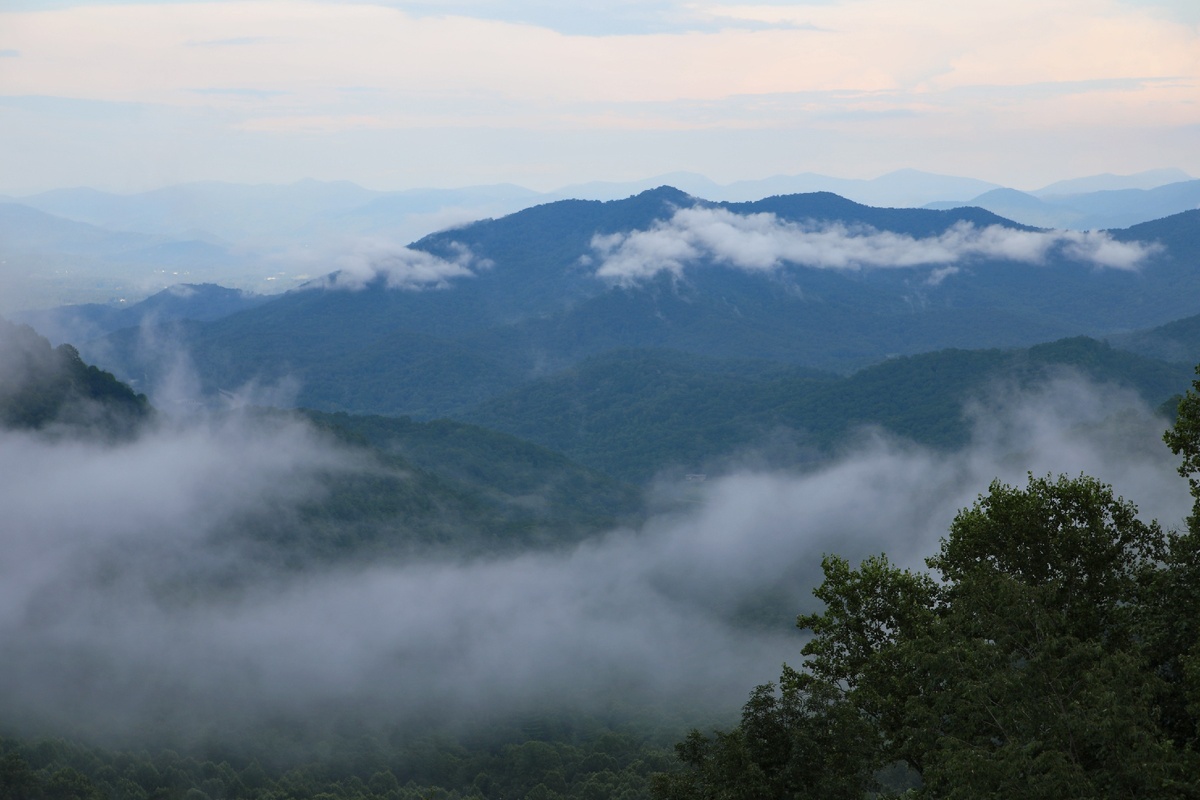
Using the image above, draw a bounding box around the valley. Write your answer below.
[3,182,1200,799]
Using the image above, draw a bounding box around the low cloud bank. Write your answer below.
[0,375,1189,747]
[310,239,489,290]
[592,207,1161,283]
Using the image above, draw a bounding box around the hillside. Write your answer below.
[0,319,150,435]
[460,339,1192,482]
[298,409,645,543]
[0,318,641,558]
[79,190,1200,420]
[13,283,271,346]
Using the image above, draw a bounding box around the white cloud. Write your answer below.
[591,206,1161,282]
[313,239,488,290]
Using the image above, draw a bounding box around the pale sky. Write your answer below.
[0,0,1197,193]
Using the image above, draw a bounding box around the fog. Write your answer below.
[591,207,1161,283]
[0,373,1190,748]
[289,238,489,291]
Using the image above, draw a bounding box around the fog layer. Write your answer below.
[0,375,1188,745]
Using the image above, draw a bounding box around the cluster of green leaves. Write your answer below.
[0,722,677,800]
[0,319,149,436]
[653,385,1200,797]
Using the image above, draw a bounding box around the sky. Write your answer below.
[0,0,1198,194]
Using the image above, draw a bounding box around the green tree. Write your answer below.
[650,665,882,799]
[655,466,1200,796]
[0,752,40,800]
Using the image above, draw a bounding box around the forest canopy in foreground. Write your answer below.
[653,377,1200,799]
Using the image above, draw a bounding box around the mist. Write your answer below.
[591,207,1161,283]
[296,239,489,291]
[0,373,1190,749]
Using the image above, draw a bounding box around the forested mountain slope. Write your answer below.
[0,319,149,435]
[80,191,1200,419]
[459,339,1192,482]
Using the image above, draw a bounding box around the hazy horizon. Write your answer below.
[1,164,1196,200]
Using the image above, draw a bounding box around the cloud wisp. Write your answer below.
[311,239,489,290]
[0,369,1189,748]
[591,207,1161,283]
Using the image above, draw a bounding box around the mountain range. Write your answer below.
[5,172,1200,800]
[925,179,1200,230]
[2,186,1181,482]
[76,188,1196,369]
[4,168,1195,316]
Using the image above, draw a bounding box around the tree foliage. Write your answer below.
[655,373,1200,798]
[0,724,675,800]
[0,320,149,436]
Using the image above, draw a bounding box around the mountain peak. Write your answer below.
[630,185,696,203]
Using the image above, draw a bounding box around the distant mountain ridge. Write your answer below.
[1033,168,1192,196]
[6,169,1192,311]
[71,188,1200,428]
[12,283,271,347]
[925,179,1200,230]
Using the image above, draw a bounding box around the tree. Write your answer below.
[650,667,879,800]
[655,455,1200,796]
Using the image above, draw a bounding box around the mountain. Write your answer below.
[1033,168,1192,196]
[301,410,643,535]
[0,316,641,554]
[1047,180,1200,230]
[14,180,545,247]
[224,408,648,564]
[924,188,1079,229]
[0,319,149,436]
[556,169,1004,207]
[14,283,271,347]
[547,171,726,202]
[12,171,1193,313]
[458,339,1191,482]
[0,201,159,255]
[83,189,1200,423]
[6,169,1010,259]
[1109,312,1200,366]
[751,168,1002,207]
[17,179,383,241]
[0,201,265,312]
[925,179,1200,230]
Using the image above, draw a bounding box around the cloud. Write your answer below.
[591,206,1161,282]
[0,368,1189,747]
[308,239,489,291]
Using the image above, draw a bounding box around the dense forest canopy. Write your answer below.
[0,319,149,436]
[652,379,1200,799]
